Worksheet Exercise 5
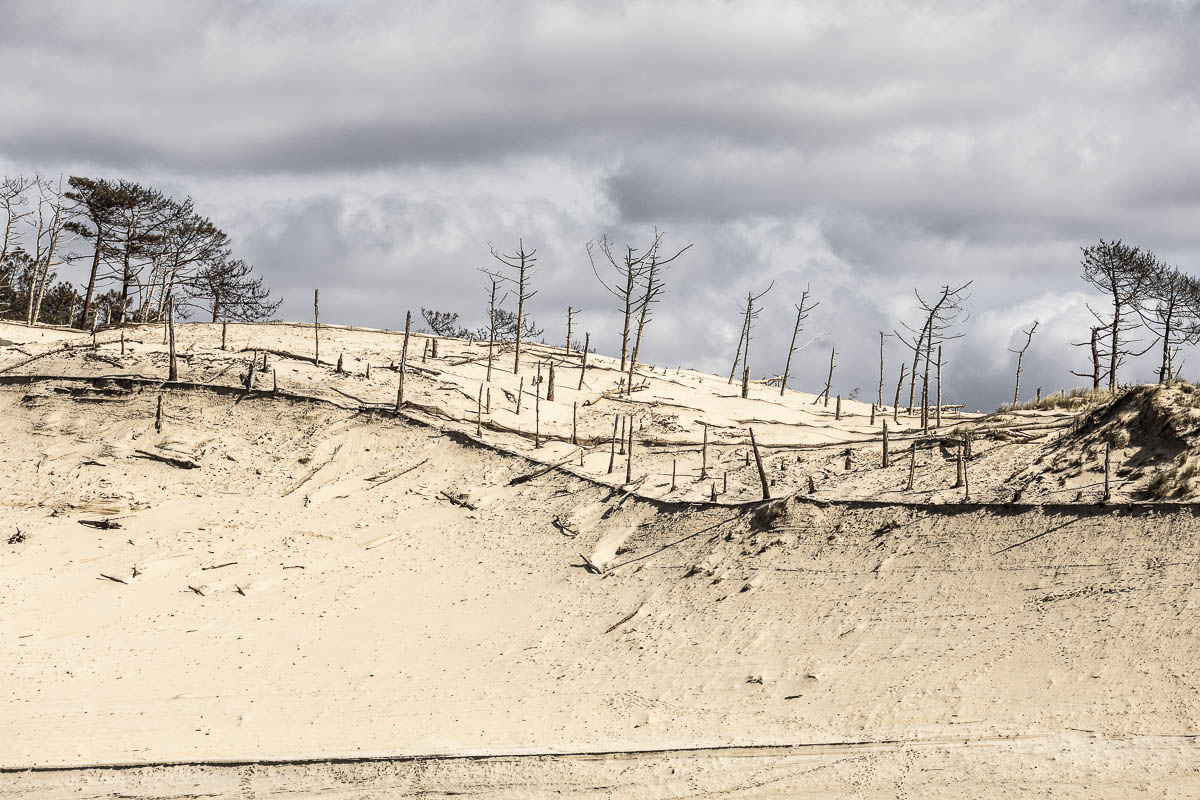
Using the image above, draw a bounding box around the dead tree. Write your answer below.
[588,234,649,372]
[731,282,773,396]
[1071,324,1107,390]
[877,331,887,410]
[476,271,506,382]
[1139,264,1200,384]
[490,239,537,374]
[1081,239,1159,391]
[565,306,577,353]
[625,231,692,394]
[395,310,411,411]
[313,289,320,364]
[815,346,836,406]
[893,363,906,423]
[24,175,75,327]
[1009,320,1038,405]
[895,282,970,433]
[780,287,818,395]
[577,332,590,390]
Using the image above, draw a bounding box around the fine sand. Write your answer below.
[2,320,1198,797]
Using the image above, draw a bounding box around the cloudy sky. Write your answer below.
[3,0,1198,408]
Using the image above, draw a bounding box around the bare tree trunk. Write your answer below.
[1091,327,1100,390]
[395,310,411,411]
[936,345,942,429]
[878,331,885,409]
[313,289,320,365]
[608,415,618,474]
[816,347,836,406]
[167,295,177,381]
[780,303,806,396]
[1109,291,1120,391]
[882,419,889,467]
[565,307,575,354]
[894,364,905,423]
[748,427,770,500]
[577,332,589,390]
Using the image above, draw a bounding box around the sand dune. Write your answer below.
[2,320,1198,797]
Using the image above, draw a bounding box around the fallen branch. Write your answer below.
[132,449,199,469]
[604,603,643,634]
[551,515,579,538]
[439,490,477,510]
[79,518,122,530]
[578,552,603,574]
[366,457,430,489]
[98,573,127,584]
[201,561,238,571]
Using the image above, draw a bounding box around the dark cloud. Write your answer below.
[2,0,1199,407]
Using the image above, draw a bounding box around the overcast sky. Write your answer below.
[3,0,1198,408]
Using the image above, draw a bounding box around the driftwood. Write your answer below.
[439,490,477,510]
[132,449,199,469]
[551,515,579,538]
[509,453,579,486]
[80,518,122,530]
[98,573,126,584]
[578,552,603,574]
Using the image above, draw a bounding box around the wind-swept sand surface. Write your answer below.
[2,320,1198,797]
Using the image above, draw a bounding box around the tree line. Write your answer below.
[0,174,279,328]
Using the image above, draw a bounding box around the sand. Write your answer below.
[2,319,1198,797]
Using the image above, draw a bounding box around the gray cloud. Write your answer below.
[3,0,1200,407]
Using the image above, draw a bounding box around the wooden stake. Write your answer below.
[741,365,750,399]
[963,445,970,501]
[121,328,126,355]
[423,340,429,362]
[807,475,815,493]
[625,415,634,485]
[547,363,556,402]
[870,403,875,426]
[577,332,589,390]
[835,394,842,420]
[906,442,916,491]
[486,387,491,414]
[955,440,964,488]
[395,310,411,412]
[262,350,268,370]
[272,368,277,394]
[336,353,344,374]
[701,423,709,479]
[167,296,177,381]
[608,415,618,474]
[844,449,852,471]
[313,289,319,365]
[1103,442,1111,502]
[221,321,227,351]
[154,394,163,433]
[882,419,889,467]
[535,363,542,448]
[671,459,676,492]
[431,339,438,359]
[477,383,484,437]
[748,427,770,500]
[724,471,728,493]
[572,401,578,444]
[619,415,626,455]
[711,483,717,501]
[517,376,524,414]
[246,352,257,390]
[366,362,371,379]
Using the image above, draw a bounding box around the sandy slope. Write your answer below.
[2,320,1199,796]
